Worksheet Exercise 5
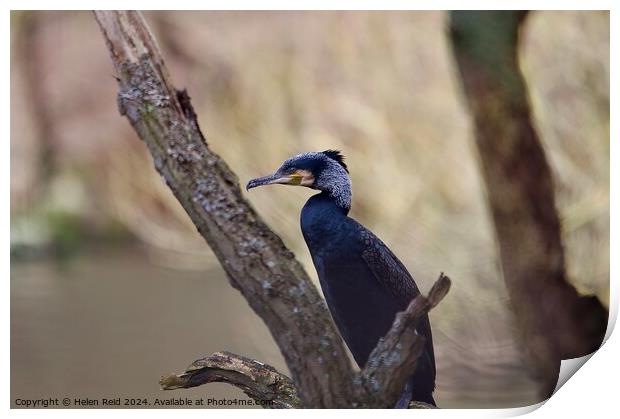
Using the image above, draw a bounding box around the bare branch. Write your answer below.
[160,352,300,409]
[93,10,356,407]
[358,274,451,407]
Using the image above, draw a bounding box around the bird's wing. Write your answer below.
[358,226,420,302]
[357,224,436,385]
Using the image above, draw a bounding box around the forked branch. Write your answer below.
[160,274,450,408]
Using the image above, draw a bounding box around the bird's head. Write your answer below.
[246,150,349,191]
[246,150,352,210]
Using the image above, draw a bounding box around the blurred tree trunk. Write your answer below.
[93,10,450,408]
[14,11,57,202]
[449,11,608,399]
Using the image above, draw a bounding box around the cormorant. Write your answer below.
[247,150,436,407]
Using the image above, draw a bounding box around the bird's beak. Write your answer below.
[246,173,294,191]
[246,170,313,191]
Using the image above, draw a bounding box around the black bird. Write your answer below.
[247,150,436,407]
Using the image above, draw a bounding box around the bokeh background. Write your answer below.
[10,11,609,408]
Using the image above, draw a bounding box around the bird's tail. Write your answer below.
[394,381,413,409]
[394,379,437,408]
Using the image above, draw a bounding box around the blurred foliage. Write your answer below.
[10,10,609,407]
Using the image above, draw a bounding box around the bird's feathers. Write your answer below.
[322,150,349,173]
[357,224,436,387]
[359,227,420,302]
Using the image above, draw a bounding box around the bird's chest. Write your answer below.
[300,206,348,252]
[313,251,400,365]
[316,251,387,308]
[303,231,373,318]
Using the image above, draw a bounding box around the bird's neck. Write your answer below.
[301,192,349,252]
[317,178,352,214]
[302,192,350,218]
[319,190,350,215]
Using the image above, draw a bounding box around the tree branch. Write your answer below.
[358,273,450,407]
[93,10,356,407]
[94,11,451,408]
[159,351,301,409]
[161,274,449,409]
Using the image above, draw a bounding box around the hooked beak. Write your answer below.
[246,170,314,191]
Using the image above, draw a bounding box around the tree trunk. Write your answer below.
[449,10,608,399]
